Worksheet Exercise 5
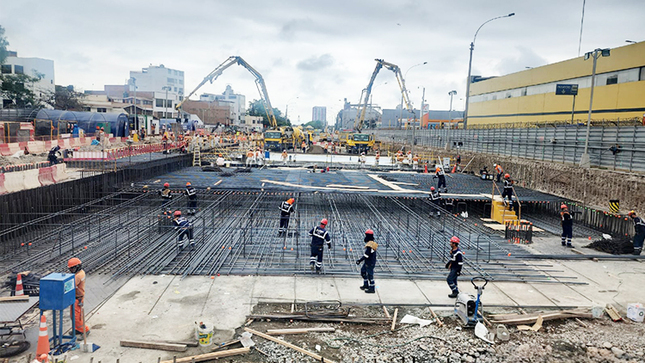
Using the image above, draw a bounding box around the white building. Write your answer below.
[243,115,264,132]
[128,64,183,119]
[1,51,55,108]
[200,85,246,127]
[312,106,327,124]
[82,94,127,113]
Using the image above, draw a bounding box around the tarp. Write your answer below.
[35,110,130,137]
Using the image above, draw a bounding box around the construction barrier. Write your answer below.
[27,141,46,154]
[23,169,41,189]
[37,167,56,186]
[0,173,6,195]
[53,163,67,182]
[4,172,23,193]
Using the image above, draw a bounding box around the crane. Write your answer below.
[346,59,415,154]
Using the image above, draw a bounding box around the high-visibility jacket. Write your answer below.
[495,165,504,174]
[279,201,294,216]
[358,240,378,266]
[561,211,573,228]
[185,186,197,200]
[309,226,331,247]
[447,248,464,272]
[633,216,645,235]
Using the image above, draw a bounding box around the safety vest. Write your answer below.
[185,186,196,198]
[495,165,503,174]
[430,190,441,201]
[280,201,293,214]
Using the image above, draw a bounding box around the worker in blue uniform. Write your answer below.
[501,174,515,211]
[560,204,573,247]
[628,210,645,255]
[446,236,464,298]
[278,198,295,236]
[309,218,331,273]
[356,229,378,294]
[429,187,442,217]
[172,210,194,248]
[185,182,197,215]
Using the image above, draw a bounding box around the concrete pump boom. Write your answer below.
[176,56,278,128]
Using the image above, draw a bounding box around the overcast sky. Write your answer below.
[1,0,642,124]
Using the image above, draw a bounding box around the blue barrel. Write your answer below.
[265,151,270,159]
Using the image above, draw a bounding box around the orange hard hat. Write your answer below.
[436,167,441,172]
[561,204,568,209]
[365,229,374,235]
[174,210,181,217]
[504,173,510,179]
[320,218,328,225]
[450,236,460,244]
[186,182,191,186]
[628,210,636,216]
[287,198,295,204]
[68,257,81,268]
[164,182,170,188]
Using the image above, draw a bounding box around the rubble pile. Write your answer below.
[585,236,634,255]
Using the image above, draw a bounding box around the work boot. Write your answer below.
[189,239,195,247]
[365,286,375,294]
[360,281,368,290]
[177,242,184,249]
[633,248,642,256]
[566,243,573,248]
[561,240,566,246]
[310,263,315,272]
[75,330,89,337]
[448,291,459,298]
[316,267,321,274]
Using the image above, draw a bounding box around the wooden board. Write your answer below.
[246,328,337,363]
[266,327,335,335]
[159,347,250,363]
[0,296,29,303]
[120,340,187,352]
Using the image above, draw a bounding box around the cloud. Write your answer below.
[495,46,550,75]
[296,54,334,72]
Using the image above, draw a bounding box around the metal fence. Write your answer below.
[376,125,645,172]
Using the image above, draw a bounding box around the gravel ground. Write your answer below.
[228,305,645,363]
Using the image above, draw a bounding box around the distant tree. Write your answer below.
[0,25,9,65]
[0,73,43,108]
[248,99,291,128]
[303,120,324,130]
[46,85,85,110]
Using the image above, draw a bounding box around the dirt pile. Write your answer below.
[584,236,634,254]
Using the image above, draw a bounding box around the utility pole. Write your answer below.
[580,48,610,168]
[447,90,457,150]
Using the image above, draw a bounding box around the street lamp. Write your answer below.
[129,77,137,129]
[400,62,427,129]
[285,96,299,124]
[162,86,171,119]
[579,48,611,168]
[446,90,457,150]
[463,12,515,129]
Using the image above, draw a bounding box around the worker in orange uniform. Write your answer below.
[493,163,504,182]
[68,258,90,336]
[412,154,419,170]
[435,166,447,192]
[374,151,380,166]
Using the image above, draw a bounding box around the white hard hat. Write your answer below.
[493,163,497,167]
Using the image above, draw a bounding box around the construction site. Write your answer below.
[0,127,644,363]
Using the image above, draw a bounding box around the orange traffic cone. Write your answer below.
[15,273,24,296]
[451,164,457,173]
[36,314,50,361]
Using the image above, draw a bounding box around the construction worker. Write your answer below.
[429,187,442,217]
[628,211,645,255]
[216,153,225,167]
[281,150,288,165]
[374,151,380,166]
[494,163,504,182]
[47,145,61,165]
[278,198,295,236]
[246,149,255,167]
[445,236,463,298]
[435,166,447,192]
[185,182,197,215]
[67,258,89,336]
[359,152,366,168]
[412,154,419,170]
[561,204,573,248]
[502,174,514,211]
[309,218,331,273]
[172,210,194,248]
[356,229,377,294]
[301,141,307,154]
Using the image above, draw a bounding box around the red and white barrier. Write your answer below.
[0,174,6,195]
[23,169,41,189]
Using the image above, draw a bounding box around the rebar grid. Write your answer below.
[3,190,578,285]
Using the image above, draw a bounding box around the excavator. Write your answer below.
[347,58,415,154]
[176,56,302,151]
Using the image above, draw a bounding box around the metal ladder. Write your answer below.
[192,142,201,166]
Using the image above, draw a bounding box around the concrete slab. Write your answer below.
[294,275,341,302]
[374,279,428,304]
[250,275,295,303]
[333,277,381,303]
[491,282,557,307]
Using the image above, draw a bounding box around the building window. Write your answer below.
[14,65,23,74]
[167,78,174,84]
[156,99,164,107]
[179,88,183,94]
[521,88,527,96]
[168,69,171,74]
[165,100,173,108]
[174,87,177,92]
[606,75,618,85]
[1,64,11,74]
[97,108,107,113]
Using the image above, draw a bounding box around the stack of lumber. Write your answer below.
[489,309,592,325]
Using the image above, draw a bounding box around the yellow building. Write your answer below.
[468,42,645,126]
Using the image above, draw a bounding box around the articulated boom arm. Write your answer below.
[176,56,278,128]
[355,59,415,132]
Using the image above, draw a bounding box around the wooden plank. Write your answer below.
[266,327,335,335]
[391,308,399,331]
[120,340,187,352]
[0,296,29,303]
[382,306,391,319]
[211,339,241,352]
[245,328,337,363]
[490,311,592,325]
[159,347,250,363]
[158,341,198,348]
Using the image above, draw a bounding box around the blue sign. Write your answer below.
[556,84,579,96]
